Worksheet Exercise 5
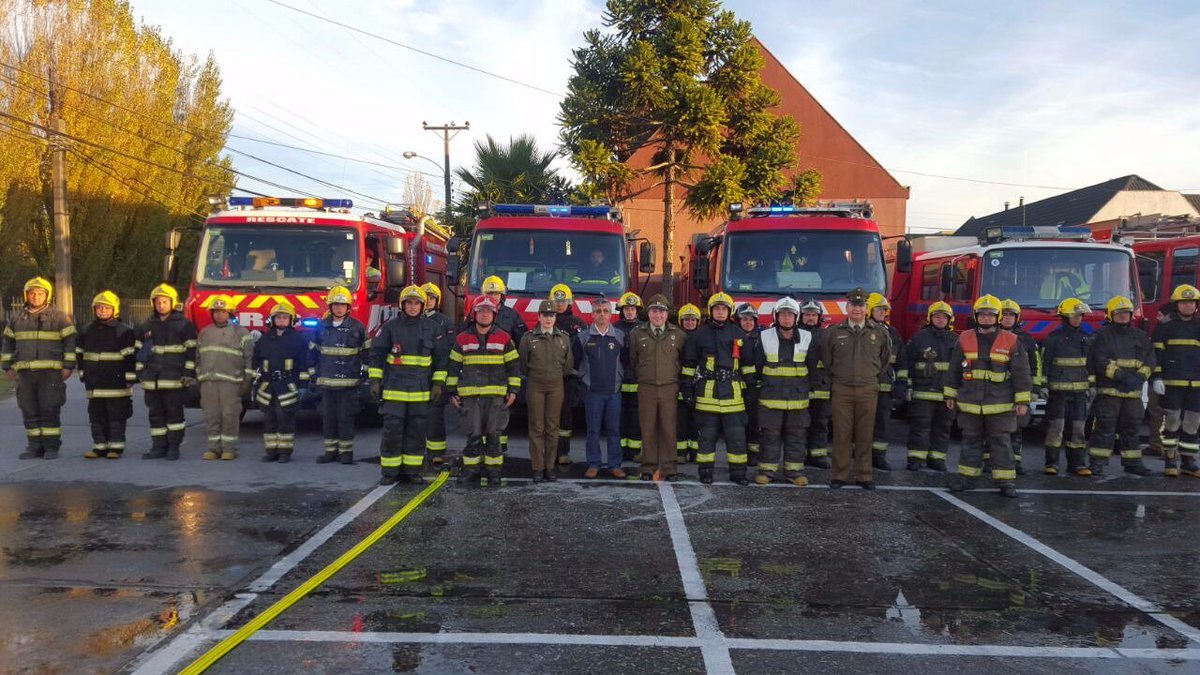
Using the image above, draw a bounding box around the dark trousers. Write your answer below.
[676,398,698,460]
[1147,388,1164,454]
[527,378,564,474]
[88,397,133,454]
[696,411,748,468]
[639,384,679,476]
[744,389,761,460]
[461,396,508,474]
[321,388,359,455]
[585,390,622,470]
[426,398,448,458]
[758,406,809,479]
[1044,391,1088,469]
[906,397,953,463]
[872,391,891,455]
[1006,409,1032,465]
[17,370,66,452]
[382,401,428,477]
[806,396,831,459]
[1088,395,1145,466]
[958,412,1016,481]
[831,384,877,482]
[558,377,578,460]
[145,387,187,452]
[621,387,641,458]
[262,398,298,458]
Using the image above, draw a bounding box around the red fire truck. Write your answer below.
[682,202,887,325]
[447,204,655,327]
[1113,230,1200,334]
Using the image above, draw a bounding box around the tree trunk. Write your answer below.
[661,145,676,305]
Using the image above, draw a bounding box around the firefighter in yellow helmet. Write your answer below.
[472,275,527,456]
[2,277,75,459]
[311,286,369,465]
[77,290,136,459]
[1152,284,1200,477]
[616,291,645,460]
[866,292,904,471]
[551,283,586,465]
[1088,296,1155,476]
[945,294,1032,497]
[197,295,253,460]
[420,282,455,465]
[998,298,1040,474]
[251,301,311,462]
[901,301,956,472]
[1039,298,1093,476]
[137,283,198,460]
[675,302,703,464]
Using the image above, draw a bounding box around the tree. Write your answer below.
[0,0,234,303]
[401,173,438,218]
[451,133,581,235]
[559,0,803,300]
[777,169,823,206]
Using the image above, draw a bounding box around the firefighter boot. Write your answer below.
[698,465,715,485]
[1014,459,1027,476]
[339,452,354,465]
[19,439,43,460]
[806,455,831,469]
[202,450,219,461]
[1164,452,1179,478]
[142,442,166,460]
[948,475,975,493]
[929,458,947,472]
[1124,462,1152,476]
[316,451,338,464]
[729,467,749,486]
[165,445,180,461]
[998,482,1018,498]
[906,458,923,472]
[873,453,892,471]
[379,473,398,486]
[556,437,572,465]
[1089,458,1105,476]
[221,449,237,461]
[1182,455,1200,478]
[484,469,503,487]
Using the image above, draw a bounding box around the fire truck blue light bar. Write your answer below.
[227,197,353,209]
[492,204,613,217]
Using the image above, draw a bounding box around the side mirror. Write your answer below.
[896,238,913,274]
[691,257,711,291]
[639,242,656,274]
[695,236,719,256]
[165,228,182,252]
[939,264,954,295]
[446,236,464,283]
[386,259,406,288]
[163,253,177,284]
[386,236,405,256]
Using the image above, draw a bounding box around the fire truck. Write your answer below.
[682,202,887,325]
[889,225,1143,342]
[1097,224,1200,334]
[446,204,655,327]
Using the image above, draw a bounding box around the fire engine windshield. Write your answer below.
[980,246,1136,310]
[195,226,361,290]
[722,230,886,295]
[467,230,627,295]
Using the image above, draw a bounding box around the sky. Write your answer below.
[129,0,1200,232]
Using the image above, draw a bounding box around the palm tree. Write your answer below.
[454,134,571,208]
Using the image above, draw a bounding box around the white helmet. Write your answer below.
[774,297,801,318]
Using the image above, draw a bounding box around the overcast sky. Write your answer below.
[131,0,1200,232]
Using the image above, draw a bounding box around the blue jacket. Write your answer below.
[573,324,625,394]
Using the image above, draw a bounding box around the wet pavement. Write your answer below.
[1,381,1199,673]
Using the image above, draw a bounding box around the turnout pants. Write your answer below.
[1006,409,1032,467]
[1088,395,1145,467]
[88,396,132,455]
[638,384,679,477]
[557,378,578,461]
[425,397,448,460]
[200,381,242,454]
[1159,386,1200,464]
[676,397,698,462]
[461,396,509,476]
[322,387,359,456]
[526,378,564,474]
[145,387,187,454]
[831,384,877,483]
[806,396,831,461]
[1044,391,1088,470]
[262,398,298,458]
[906,397,952,465]
[758,406,809,480]
[1147,388,1164,455]
[872,391,891,457]
[957,411,1017,482]
[697,411,748,472]
[17,370,67,453]
[620,386,641,459]
[381,401,428,479]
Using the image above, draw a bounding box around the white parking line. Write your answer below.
[129,483,399,675]
[659,482,736,675]
[935,490,1200,646]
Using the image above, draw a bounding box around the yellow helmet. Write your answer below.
[482,275,506,294]
[678,303,702,321]
[618,292,642,309]
[999,298,1021,319]
[400,285,427,306]
[927,301,954,324]
[268,301,297,321]
[420,283,442,304]
[326,286,353,306]
[1171,284,1200,302]
[707,292,735,311]
[550,283,573,303]
[92,290,120,317]
[23,277,53,304]
[150,283,180,306]
[866,292,891,315]
[973,294,1002,315]
[1056,298,1090,318]
[208,294,237,312]
[1105,295,1134,320]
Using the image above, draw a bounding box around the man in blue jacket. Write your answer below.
[573,297,626,479]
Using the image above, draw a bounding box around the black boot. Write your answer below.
[165,447,180,461]
[485,469,503,487]
[142,445,166,460]
[1089,459,1105,476]
[277,453,291,464]
[906,458,922,472]
[261,453,278,462]
[1014,461,1027,476]
[379,473,398,486]
[42,448,59,460]
[929,458,947,472]
[729,467,749,486]
[698,465,715,485]
[1123,463,1152,476]
[949,476,975,493]
[339,452,354,465]
[806,455,831,470]
[1182,455,1200,478]
[998,483,1018,498]
[316,451,338,464]
[873,454,892,471]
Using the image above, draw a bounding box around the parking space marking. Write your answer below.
[659,482,736,675]
[935,490,1200,646]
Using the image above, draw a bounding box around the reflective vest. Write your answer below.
[945,328,1032,414]
[757,328,812,411]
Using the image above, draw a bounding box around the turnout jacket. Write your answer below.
[76,318,136,398]
[369,313,448,403]
[136,311,197,390]
[197,322,253,384]
[1089,321,1154,399]
[555,308,587,339]
[682,319,757,414]
[946,328,1032,414]
[425,310,456,341]
[252,326,311,407]
[466,302,528,347]
[1152,316,1200,387]
[519,327,575,382]
[753,325,819,410]
[447,326,521,398]
[800,324,831,400]
[1042,323,1092,392]
[617,317,644,392]
[870,320,903,393]
[2,304,76,373]
[1011,325,1043,387]
[311,315,369,389]
[902,324,958,402]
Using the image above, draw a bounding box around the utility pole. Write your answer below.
[48,68,73,320]
[422,121,469,229]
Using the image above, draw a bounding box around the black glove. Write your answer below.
[430,382,444,405]
[369,380,382,401]
[892,380,909,403]
[1114,371,1143,394]
[681,383,696,407]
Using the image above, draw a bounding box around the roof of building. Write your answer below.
[1186,193,1200,214]
[955,175,1164,236]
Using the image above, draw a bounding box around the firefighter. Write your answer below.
[252,302,310,463]
[137,284,197,461]
[616,291,644,461]
[1151,284,1200,478]
[448,296,521,487]
[753,297,819,486]
[1088,296,1154,476]
[865,292,902,471]
[682,292,757,485]
[946,295,1032,497]
[999,299,1040,475]
[736,302,764,467]
[3,277,75,459]
[196,295,253,461]
[799,299,832,469]
[76,291,136,459]
[422,282,456,465]
[472,275,527,454]
[312,286,369,465]
[1041,298,1093,476]
[519,300,575,482]
[370,285,448,485]
[552,283,587,465]
[902,301,957,472]
[675,303,702,464]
